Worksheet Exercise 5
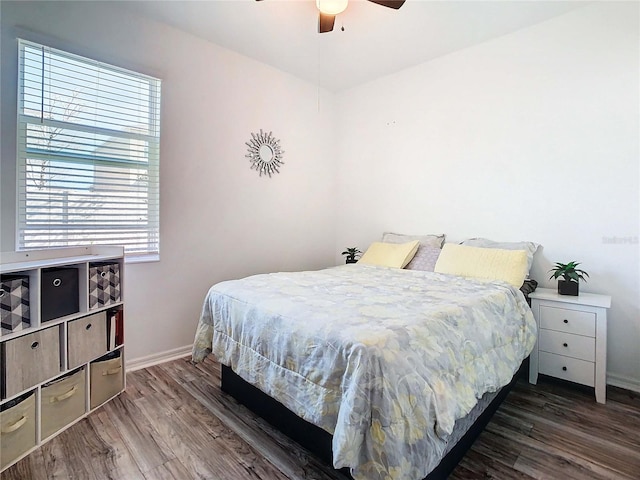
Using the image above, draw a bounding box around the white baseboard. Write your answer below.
[608,372,640,393]
[126,344,193,372]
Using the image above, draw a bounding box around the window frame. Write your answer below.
[15,39,161,260]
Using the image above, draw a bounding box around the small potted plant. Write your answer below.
[549,261,589,296]
[341,247,362,264]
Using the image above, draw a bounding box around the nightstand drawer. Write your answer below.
[539,329,595,362]
[539,305,595,337]
[539,351,594,387]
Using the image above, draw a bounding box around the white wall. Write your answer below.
[335,2,640,389]
[2,1,638,390]
[1,1,337,361]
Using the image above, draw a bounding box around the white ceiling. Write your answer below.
[123,0,587,92]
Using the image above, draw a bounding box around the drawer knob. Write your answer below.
[86,323,92,330]
[100,271,107,278]
[562,366,567,371]
[31,341,39,349]
[563,343,568,347]
[563,319,568,324]
[53,278,62,287]
[0,289,5,298]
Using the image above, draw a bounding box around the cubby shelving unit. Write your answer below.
[0,246,126,472]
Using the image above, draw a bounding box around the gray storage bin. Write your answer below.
[67,311,108,369]
[2,326,61,399]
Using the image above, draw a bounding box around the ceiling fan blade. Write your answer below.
[367,0,406,9]
[318,12,336,33]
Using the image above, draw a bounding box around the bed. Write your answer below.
[192,262,537,480]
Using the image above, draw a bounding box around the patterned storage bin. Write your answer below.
[1,275,30,335]
[89,262,121,309]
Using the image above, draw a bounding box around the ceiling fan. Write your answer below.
[256,0,406,34]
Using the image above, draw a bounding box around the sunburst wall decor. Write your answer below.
[245,129,285,177]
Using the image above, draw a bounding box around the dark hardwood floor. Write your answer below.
[4,356,639,479]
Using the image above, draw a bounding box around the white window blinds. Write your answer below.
[17,39,161,257]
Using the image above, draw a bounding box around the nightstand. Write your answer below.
[528,287,611,404]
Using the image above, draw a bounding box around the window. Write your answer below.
[16,39,161,258]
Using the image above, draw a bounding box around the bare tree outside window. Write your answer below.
[27,90,84,190]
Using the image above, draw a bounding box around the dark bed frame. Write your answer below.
[221,358,527,479]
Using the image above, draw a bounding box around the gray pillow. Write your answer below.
[382,232,445,249]
[404,245,442,272]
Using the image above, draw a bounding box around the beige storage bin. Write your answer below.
[68,311,108,369]
[2,326,61,398]
[41,368,86,440]
[90,352,123,409]
[0,391,36,470]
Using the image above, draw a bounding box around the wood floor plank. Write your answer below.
[169,357,346,480]
[87,410,146,480]
[0,447,49,480]
[455,449,536,480]
[3,356,639,480]
[464,429,521,468]
[137,391,282,480]
[504,389,640,457]
[178,362,348,480]
[101,394,175,473]
[499,401,640,478]
[142,458,197,480]
[41,418,113,480]
[486,416,634,480]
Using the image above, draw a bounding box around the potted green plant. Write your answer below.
[549,261,589,296]
[341,247,362,264]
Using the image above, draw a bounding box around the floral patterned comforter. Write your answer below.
[192,265,536,480]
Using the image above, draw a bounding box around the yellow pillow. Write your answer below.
[359,240,420,268]
[434,243,528,287]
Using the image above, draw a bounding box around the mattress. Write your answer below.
[193,264,536,480]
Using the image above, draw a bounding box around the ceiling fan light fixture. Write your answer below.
[316,0,348,15]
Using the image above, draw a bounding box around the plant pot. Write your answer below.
[558,280,579,296]
[345,259,357,264]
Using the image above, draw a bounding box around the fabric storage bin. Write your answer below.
[41,267,79,322]
[89,262,121,309]
[2,326,62,399]
[41,368,86,440]
[67,311,108,369]
[0,391,36,470]
[90,350,123,409]
[1,275,30,335]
